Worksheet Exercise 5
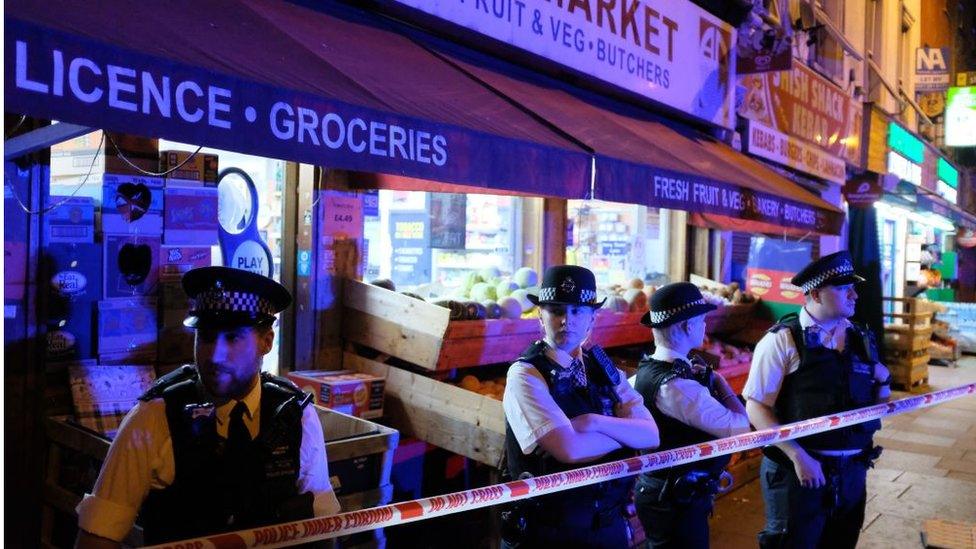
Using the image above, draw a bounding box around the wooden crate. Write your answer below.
[343,278,649,371]
[345,352,506,467]
[704,302,760,336]
[884,323,934,351]
[889,359,929,392]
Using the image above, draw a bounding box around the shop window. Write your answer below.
[566,200,669,289]
[46,133,287,375]
[363,190,524,297]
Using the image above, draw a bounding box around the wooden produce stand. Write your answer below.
[42,407,397,548]
[341,278,651,466]
[883,297,935,392]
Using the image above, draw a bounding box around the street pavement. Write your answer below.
[710,355,976,548]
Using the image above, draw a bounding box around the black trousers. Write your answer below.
[500,500,630,549]
[757,456,868,549]
[634,476,712,549]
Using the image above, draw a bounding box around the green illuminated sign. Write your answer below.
[888,122,925,163]
[946,87,976,146]
[938,158,958,188]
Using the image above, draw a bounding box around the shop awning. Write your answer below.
[917,192,976,231]
[427,43,845,235]
[4,0,591,198]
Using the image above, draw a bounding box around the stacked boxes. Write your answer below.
[159,150,219,186]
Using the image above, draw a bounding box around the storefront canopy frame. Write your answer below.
[425,42,845,236]
[4,0,592,199]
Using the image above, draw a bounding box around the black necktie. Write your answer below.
[226,401,250,451]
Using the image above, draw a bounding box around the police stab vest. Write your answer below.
[503,341,634,512]
[770,313,881,453]
[633,357,732,481]
[138,366,313,545]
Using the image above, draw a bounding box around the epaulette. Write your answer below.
[261,372,313,413]
[768,312,800,334]
[516,340,549,363]
[139,365,197,401]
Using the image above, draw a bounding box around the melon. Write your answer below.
[513,267,538,289]
[510,289,534,312]
[498,296,523,319]
[496,280,519,299]
[479,266,502,284]
[461,271,483,298]
[470,282,497,302]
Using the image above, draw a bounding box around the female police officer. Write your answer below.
[501,265,659,548]
[633,282,751,548]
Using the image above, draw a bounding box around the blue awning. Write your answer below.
[4,0,591,198]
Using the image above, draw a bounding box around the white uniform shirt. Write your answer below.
[743,307,852,407]
[503,342,653,454]
[647,346,750,439]
[76,378,341,542]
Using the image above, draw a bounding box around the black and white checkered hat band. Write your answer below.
[800,263,855,293]
[649,298,706,324]
[538,287,598,303]
[193,288,275,316]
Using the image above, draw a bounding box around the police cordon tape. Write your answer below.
[149,383,976,549]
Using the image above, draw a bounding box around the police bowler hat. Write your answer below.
[527,265,606,308]
[182,266,292,329]
[790,251,866,294]
[641,282,717,328]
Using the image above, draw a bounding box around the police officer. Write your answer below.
[633,282,751,548]
[744,251,891,549]
[501,265,659,548]
[76,266,340,547]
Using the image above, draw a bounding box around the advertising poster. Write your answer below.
[746,237,812,317]
[389,211,431,287]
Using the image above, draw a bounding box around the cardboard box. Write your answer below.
[101,176,164,235]
[50,131,159,177]
[160,281,191,328]
[42,243,103,303]
[286,370,385,419]
[68,363,156,437]
[44,196,96,243]
[162,186,218,245]
[103,234,160,298]
[160,245,212,282]
[46,302,96,360]
[97,297,158,356]
[159,150,219,185]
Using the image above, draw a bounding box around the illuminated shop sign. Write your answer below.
[937,157,959,204]
[887,151,921,186]
[887,122,924,163]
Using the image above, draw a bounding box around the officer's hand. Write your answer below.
[790,451,825,489]
[570,413,602,433]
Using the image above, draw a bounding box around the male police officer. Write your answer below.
[502,265,659,548]
[633,282,751,548]
[76,266,340,547]
[744,251,891,549]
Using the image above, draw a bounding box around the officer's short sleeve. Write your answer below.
[503,362,572,455]
[298,403,341,517]
[742,330,797,407]
[76,400,172,542]
[613,368,652,420]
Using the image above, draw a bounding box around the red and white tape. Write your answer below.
[149,383,975,549]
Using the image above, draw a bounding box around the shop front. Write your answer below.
[5,0,849,545]
[731,60,861,318]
